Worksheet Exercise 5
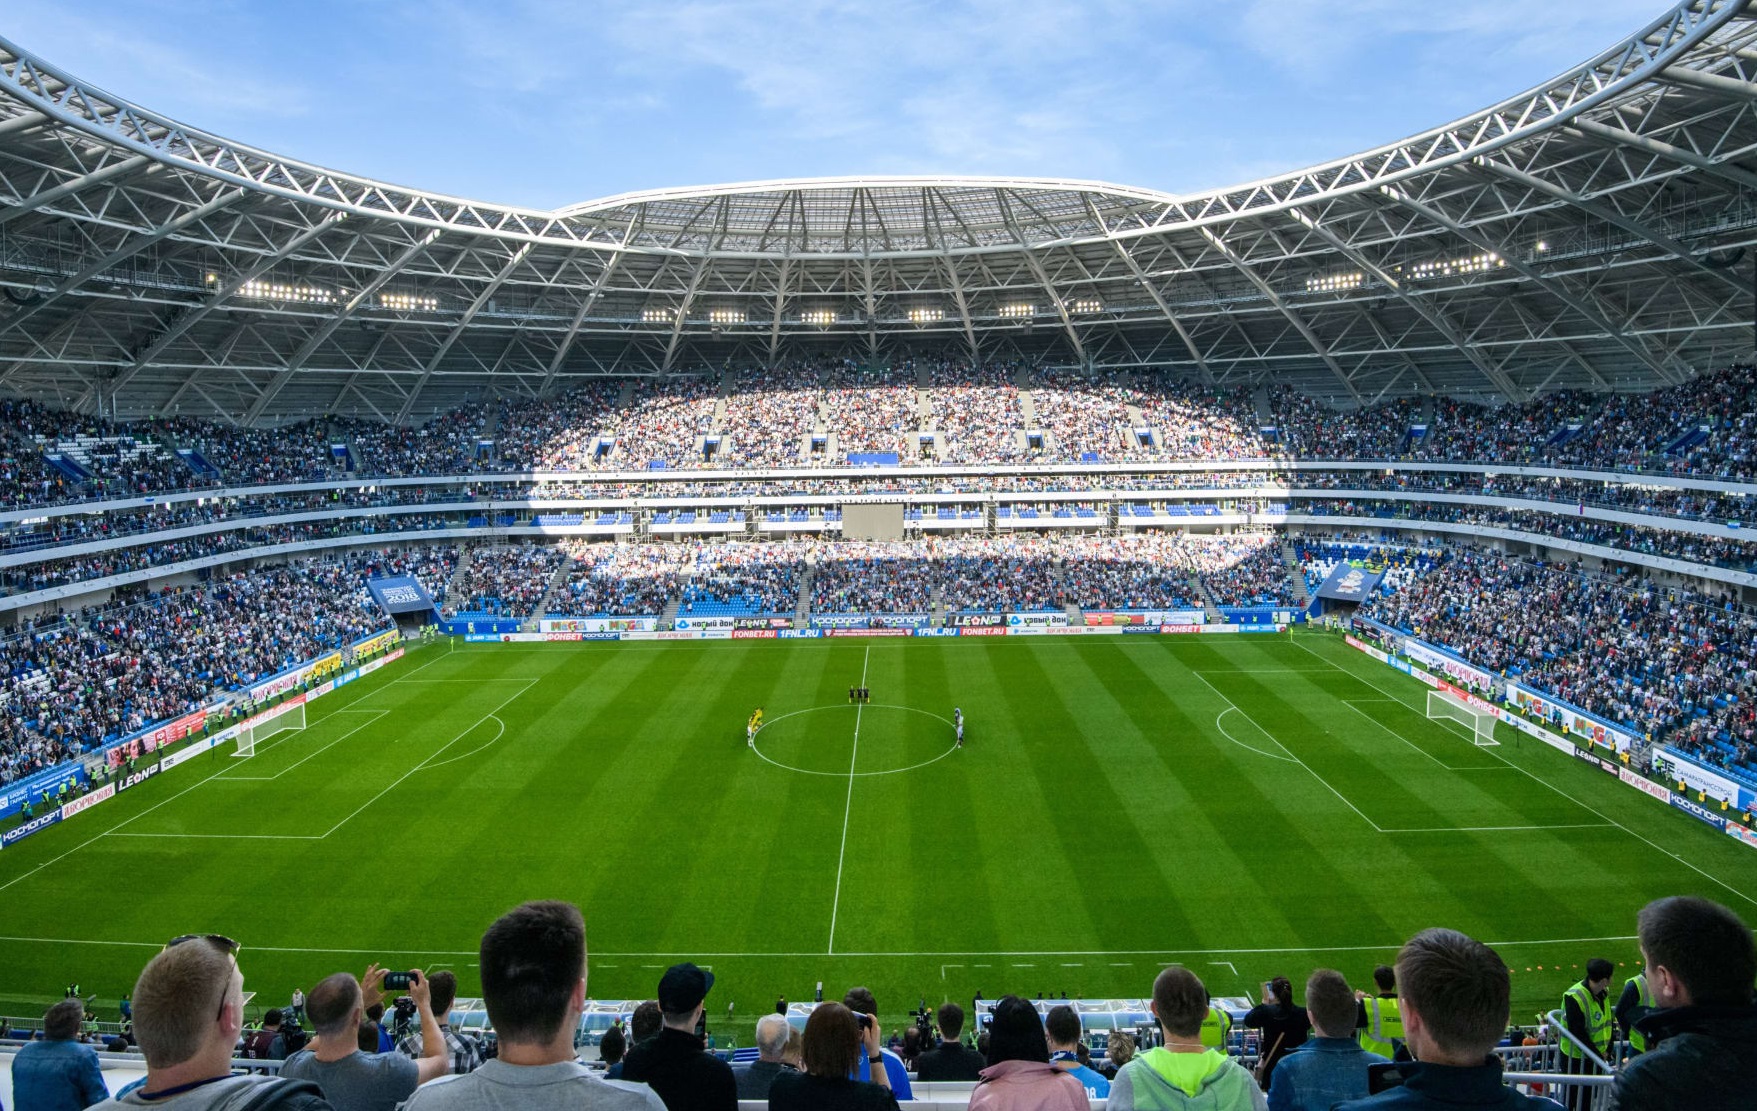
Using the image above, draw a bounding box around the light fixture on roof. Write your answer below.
[1305,272,1363,293]
[998,303,1035,319]
[379,291,438,311]
[801,309,836,326]
[642,308,675,323]
[1399,251,1505,279]
[1069,298,1103,314]
[237,278,338,305]
[707,308,745,325]
[908,306,944,323]
[1536,241,1549,253]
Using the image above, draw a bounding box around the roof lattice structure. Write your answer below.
[0,1,1755,423]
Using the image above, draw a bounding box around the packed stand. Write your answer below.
[822,364,918,457]
[677,541,804,616]
[719,366,821,468]
[810,540,938,614]
[599,378,720,468]
[929,361,1022,463]
[554,541,692,615]
[449,544,567,619]
[1183,533,1296,607]
[1061,533,1200,610]
[939,534,1062,612]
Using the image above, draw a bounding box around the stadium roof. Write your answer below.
[1,1,1756,423]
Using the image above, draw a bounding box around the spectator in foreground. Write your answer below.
[733,1014,795,1101]
[1333,928,1561,1111]
[842,988,913,1101]
[617,963,735,1111]
[1610,895,1757,1111]
[913,1002,986,1081]
[87,934,332,1110]
[1243,976,1310,1087]
[593,1027,626,1075]
[766,1002,894,1111]
[401,900,662,1111]
[969,995,1089,1111]
[1045,1004,1110,1099]
[10,999,108,1111]
[1098,1031,1134,1080]
[396,971,483,1075]
[281,966,448,1111]
[1267,970,1387,1111]
[1109,967,1266,1111]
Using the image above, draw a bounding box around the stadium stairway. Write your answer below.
[659,597,681,630]
[526,558,576,630]
[795,567,816,626]
[1282,539,1311,606]
[443,547,476,610]
[1197,578,1224,624]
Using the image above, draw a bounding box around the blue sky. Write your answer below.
[7,0,1667,210]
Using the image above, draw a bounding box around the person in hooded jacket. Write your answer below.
[1108,967,1267,1111]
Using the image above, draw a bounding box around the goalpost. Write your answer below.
[233,702,305,757]
[1426,689,1499,747]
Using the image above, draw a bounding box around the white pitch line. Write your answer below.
[318,679,538,839]
[826,645,870,956]
[1188,670,1385,833]
[1292,635,1757,912]
[1382,823,1616,834]
[1337,698,1497,773]
[1213,707,1299,764]
[219,709,391,781]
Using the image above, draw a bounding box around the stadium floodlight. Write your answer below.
[234,701,306,758]
[380,291,439,311]
[236,279,339,305]
[801,309,836,326]
[1400,252,1506,280]
[1069,298,1103,314]
[998,303,1035,319]
[1304,272,1363,293]
[1426,689,1499,747]
[707,308,745,325]
[907,306,944,323]
[641,308,675,323]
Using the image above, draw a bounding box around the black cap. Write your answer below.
[658,963,714,1013]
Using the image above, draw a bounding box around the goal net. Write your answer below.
[234,702,305,757]
[1426,689,1499,747]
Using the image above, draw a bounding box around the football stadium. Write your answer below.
[2,2,1757,1108]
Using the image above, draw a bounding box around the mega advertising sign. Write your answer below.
[1506,681,1636,754]
[543,616,659,633]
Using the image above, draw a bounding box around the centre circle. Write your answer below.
[750,703,958,777]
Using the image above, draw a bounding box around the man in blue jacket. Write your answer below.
[10,999,108,1111]
[1268,970,1387,1111]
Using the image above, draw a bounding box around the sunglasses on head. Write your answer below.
[165,934,239,954]
[166,935,241,1021]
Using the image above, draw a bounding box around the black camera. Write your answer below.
[384,971,419,991]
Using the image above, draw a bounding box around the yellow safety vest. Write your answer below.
[1623,973,1653,1054]
[1561,982,1613,1059]
[1360,996,1403,1059]
[1199,1005,1232,1049]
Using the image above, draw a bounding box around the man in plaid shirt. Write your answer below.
[395,971,482,1074]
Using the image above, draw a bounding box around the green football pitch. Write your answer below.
[3,629,1753,1038]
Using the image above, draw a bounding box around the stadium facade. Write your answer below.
[1,1,1756,421]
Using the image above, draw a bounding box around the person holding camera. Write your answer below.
[766,1002,895,1111]
[282,964,449,1111]
[397,971,482,1075]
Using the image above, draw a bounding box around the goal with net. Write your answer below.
[1426,689,1499,747]
[234,701,305,757]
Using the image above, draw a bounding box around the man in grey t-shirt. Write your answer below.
[283,965,448,1111]
[403,901,661,1111]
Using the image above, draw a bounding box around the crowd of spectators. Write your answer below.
[449,545,568,619]
[931,362,1022,463]
[718,365,823,469]
[555,541,693,616]
[1360,544,1757,774]
[677,542,805,616]
[1183,534,1296,607]
[810,541,939,614]
[1059,533,1198,611]
[939,535,1062,612]
[599,378,720,468]
[0,550,408,787]
[822,365,917,456]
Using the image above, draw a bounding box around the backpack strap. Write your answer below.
[234,1077,330,1111]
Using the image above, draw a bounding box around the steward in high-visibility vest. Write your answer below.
[1561,976,1615,1060]
[1199,1004,1232,1049]
[1359,994,1403,1059]
[1614,971,1654,1055]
